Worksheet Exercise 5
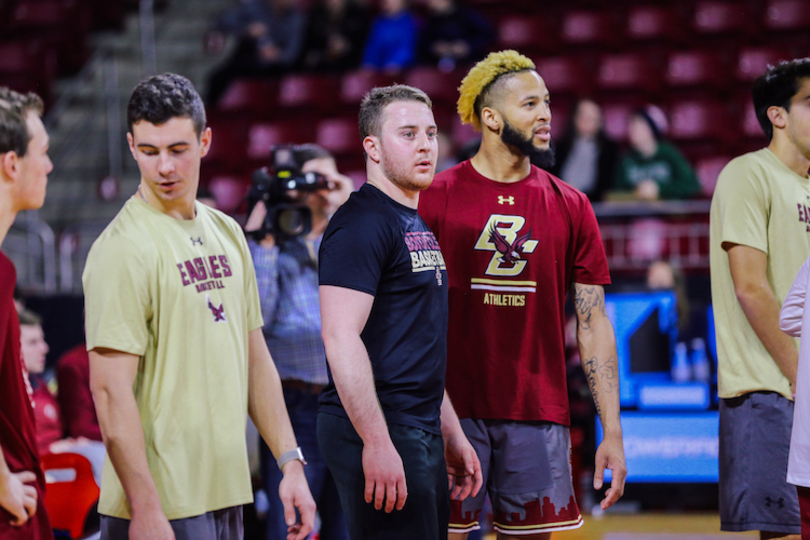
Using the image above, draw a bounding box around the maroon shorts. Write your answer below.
[448,420,583,536]
[798,485,810,540]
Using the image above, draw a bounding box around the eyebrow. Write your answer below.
[137,141,190,149]
[397,124,438,130]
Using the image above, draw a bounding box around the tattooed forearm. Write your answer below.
[582,355,619,418]
[573,285,607,331]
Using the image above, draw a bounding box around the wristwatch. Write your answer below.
[277,447,307,470]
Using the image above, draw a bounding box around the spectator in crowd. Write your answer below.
[206,0,307,105]
[417,0,493,72]
[244,144,353,540]
[550,98,618,202]
[56,344,102,442]
[19,311,106,485]
[711,58,810,539]
[614,106,701,200]
[302,0,370,72]
[0,86,53,538]
[361,0,417,72]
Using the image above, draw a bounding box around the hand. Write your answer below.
[635,179,659,201]
[593,433,626,510]
[245,202,275,248]
[0,470,38,526]
[362,440,407,512]
[444,432,483,502]
[278,461,316,540]
[247,22,267,38]
[258,44,281,63]
[129,505,175,540]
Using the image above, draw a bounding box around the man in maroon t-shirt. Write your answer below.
[0,87,54,539]
[419,50,626,539]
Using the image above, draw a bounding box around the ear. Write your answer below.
[199,126,212,158]
[363,135,381,163]
[480,107,501,133]
[767,105,787,131]
[126,132,137,159]
[0,150,19,183]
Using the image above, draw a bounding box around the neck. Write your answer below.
[137,183,197,220]
[365,169,420,209]
[769,135,810,178]
[308,214,329,239]
[0,188,18,247]
[470,137,531,183]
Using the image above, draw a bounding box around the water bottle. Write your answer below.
[691,337,711,383]
[672,341,691,383]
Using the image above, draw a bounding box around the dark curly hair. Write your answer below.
[753,57,810,140]
[0,87,44,157]
[127,73,206,138]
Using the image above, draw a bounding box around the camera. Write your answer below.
[246,144,331,241]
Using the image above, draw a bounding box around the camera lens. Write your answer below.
[277,208,308,237]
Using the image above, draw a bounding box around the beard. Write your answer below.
[501,120,556,170]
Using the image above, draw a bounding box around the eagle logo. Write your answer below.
[206,294,226,322]
[488,225,533,265]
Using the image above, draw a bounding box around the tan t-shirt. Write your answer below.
[83,198,263,520]
[710,148,810,400]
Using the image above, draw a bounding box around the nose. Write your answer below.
[538,100,551,123]
[416,130,431,152]
[157,151,175,176]
[45,154,53,174]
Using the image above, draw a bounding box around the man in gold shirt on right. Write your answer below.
[710,57,810,540]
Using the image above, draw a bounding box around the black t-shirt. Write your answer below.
[318,183,448,434]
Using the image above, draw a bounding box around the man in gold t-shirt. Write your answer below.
[82,73,315,540]
[710,58,810,539]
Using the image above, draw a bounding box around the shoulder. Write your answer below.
[716,149,772,192]
[88,202,154,264]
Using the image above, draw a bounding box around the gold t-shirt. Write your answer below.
[83,198,263,520]
[710,148,810,400]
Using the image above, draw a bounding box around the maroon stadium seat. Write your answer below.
[665,51,729,91]
[695,155,732,195]
[560,10,621,49]
[533,56,592,97]
[596,53,662,94]
[601,101,639,143]
[278,73,340,111]
[625,5,688,43]
[216,79,278,116]
[247,122,316,161]
[736,47,792,81]
[692,1,753,36]
[496,15,557,54]
[765,0,810,30]
[316,117,360,157]
[340,70,397,105]
[668,99,733,144]
[403,67,464,107]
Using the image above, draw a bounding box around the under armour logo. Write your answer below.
[765,496,785,508]
[191,237,203,246]
[498,196,514,205]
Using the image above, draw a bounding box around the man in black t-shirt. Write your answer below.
[317,84,482,540]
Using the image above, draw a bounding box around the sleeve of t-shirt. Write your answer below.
[238,231,265,332]
[572,194,611,285]
[319,209,391,296]
[781,255,810,338]
[417,180,447,242]
[83,236,152,356]
[714,157,769,254]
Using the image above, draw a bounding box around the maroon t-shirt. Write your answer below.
[56,344,101,441]
[418,161,610,425]
[0,251,53,539]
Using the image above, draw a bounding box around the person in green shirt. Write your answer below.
[614,106,701,200]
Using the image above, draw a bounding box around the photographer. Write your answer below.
[245,144,353,540]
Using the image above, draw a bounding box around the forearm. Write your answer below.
[578,317,622,435]
[93,386,162,514]
[0,445,9,483]
[247,346,298,459]
[325,335,391,446]
[439,390,465,441]
[738,286,799,387]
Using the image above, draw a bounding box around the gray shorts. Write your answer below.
[719,391,800,534]
[100,506,243,540]
[449,419,583,536]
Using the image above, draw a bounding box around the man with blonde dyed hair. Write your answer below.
[419,50,626,539]
[0,87,54,539]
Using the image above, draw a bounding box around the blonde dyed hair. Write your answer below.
[457,50,535,130]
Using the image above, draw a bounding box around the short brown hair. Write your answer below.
[0,87,44,158]
[358,84,432,141]
[18,308,42,327]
